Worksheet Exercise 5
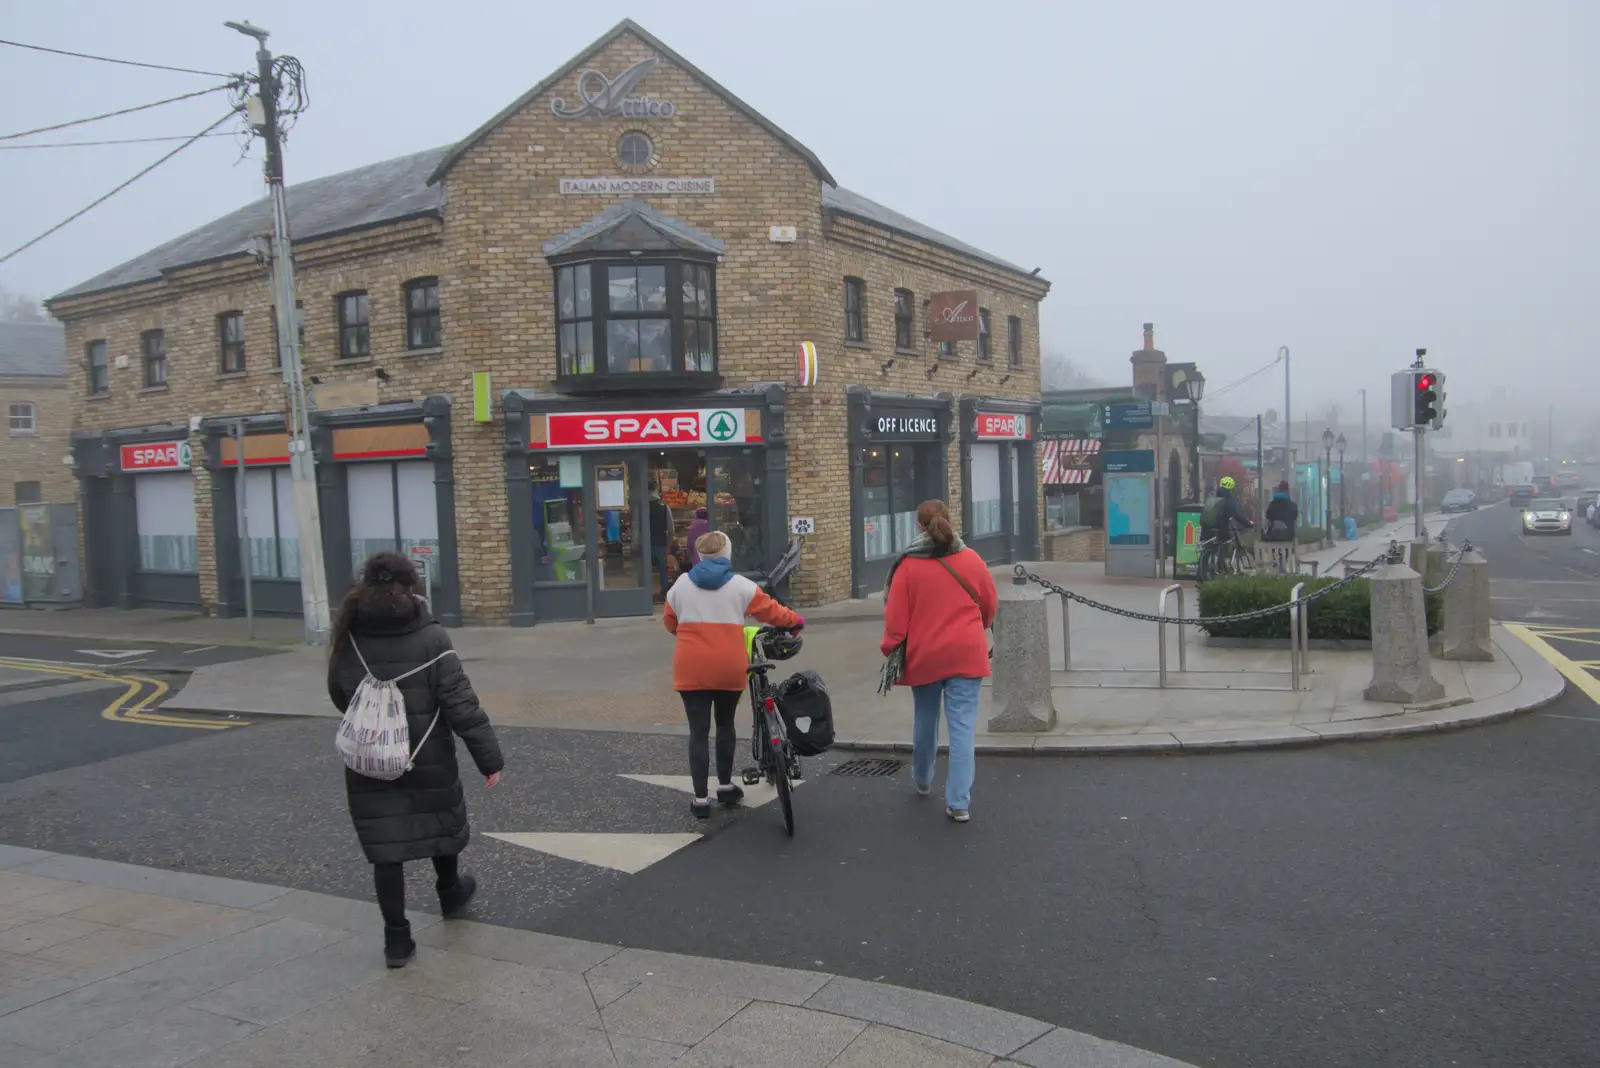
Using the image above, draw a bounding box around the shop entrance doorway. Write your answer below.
[588,453,651,618]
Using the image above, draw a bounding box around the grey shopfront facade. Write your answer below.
[848,387,953,598]
[503,385,790,625]
[958,395,1040,566]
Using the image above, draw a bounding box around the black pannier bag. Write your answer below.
[775,670,834,756]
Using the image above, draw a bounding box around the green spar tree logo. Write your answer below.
[705,410,738,442]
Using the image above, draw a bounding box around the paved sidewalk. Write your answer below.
[0,846,1195,1067]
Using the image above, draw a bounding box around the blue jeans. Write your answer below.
[911,676,982,810]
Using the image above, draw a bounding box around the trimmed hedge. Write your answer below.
[1197,573,1441,640]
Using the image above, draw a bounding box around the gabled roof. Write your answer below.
[542,200,725,257]
[427,19,834,188]
[0,320,66,377]
[822,185,1044,283]
[52,146,448,303]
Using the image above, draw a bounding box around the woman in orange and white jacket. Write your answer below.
[663,530,801,817]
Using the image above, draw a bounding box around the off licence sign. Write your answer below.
[544,409,750,449]
[120,441,191,472]
[975,412,1030,439]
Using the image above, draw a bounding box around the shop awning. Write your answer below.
[1041,439,1101,485]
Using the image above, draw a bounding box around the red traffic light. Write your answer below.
[1416,374,1434,389]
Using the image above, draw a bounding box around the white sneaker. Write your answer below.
[946,807,970,823]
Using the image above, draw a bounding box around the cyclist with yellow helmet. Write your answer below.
[1200,475,1254,559]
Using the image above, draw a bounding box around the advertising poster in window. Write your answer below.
[596,464,627,509]
[0,508,21,604]
[1174,505,1204,579]
[19,504,54,602]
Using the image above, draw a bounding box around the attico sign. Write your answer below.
[929,289,980,342]
[974,412,1030,440]
[119,441,191,472]
[550,56,677,119]
[542,409,753,449]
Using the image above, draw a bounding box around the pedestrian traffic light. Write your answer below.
[1414,371,1439,428]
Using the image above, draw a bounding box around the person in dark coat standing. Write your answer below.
[1264,481,1300,542]
[327,551,504,968]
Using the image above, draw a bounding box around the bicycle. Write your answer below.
[739,536,805,837]
[1197,529,1255,581]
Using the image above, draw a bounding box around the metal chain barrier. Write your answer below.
[1013,543,1397,627]
[1423,537,1471,594]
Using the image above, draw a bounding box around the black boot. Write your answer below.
[438,872,478,917]
[384,921,416,968]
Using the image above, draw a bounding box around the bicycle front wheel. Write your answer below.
[765,709,795,837]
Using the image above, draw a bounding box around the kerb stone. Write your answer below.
[1363,562,1446,703]
[988,577,1057,732]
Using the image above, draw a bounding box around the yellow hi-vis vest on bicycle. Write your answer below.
[743,626,759,661]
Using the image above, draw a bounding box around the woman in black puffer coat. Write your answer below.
[327,551,504,968]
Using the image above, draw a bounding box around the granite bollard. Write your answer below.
[1363,561,1446,703]
[1433,548,1493,661]
[989,575,1058,732]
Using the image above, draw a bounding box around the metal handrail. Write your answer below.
[1157,583,1187,688]
[1058,593,1071,671]
[1288,581,1306,690]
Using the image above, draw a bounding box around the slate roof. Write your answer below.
[542,200,725,257]
[52,146,449,302]
[822,186,1042,282]
[0,320,66,377]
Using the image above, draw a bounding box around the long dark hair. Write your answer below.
[330,551,421,659]
[917,499,956,552]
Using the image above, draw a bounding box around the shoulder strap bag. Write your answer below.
[937,558,994,660]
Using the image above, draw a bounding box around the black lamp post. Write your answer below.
[1322,428,1335,544]
[1166,362,1206,498]
[1336,432,1347,527]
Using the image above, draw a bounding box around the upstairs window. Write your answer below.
[405,278,441,350]
[977,308,992,361]
[1007,315,1022,367]
[14,481,41,504]
[218,311,245,374]
[8,402,35,434]
[893,289,913,350]
[552,258,718,380]
[142,329,167,387]
[86,340,108,395]
[337,291,370,359]
[844,278,866,343]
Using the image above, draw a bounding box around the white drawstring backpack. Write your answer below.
[335,641,455,780]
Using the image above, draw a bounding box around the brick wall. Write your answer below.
[0,376,73,506]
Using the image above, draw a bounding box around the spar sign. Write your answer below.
[543,408,754,449]
[974,412,1030,440]
[120,441,192,472]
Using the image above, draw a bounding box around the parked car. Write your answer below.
[1522,497,1573,536]
[1440,488,1478,513]
[1509,485,1537,510]
[1575,488,1600,523]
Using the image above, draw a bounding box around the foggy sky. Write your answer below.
[1,1,1594,418]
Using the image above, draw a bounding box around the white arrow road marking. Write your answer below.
[76,649,154,660]
[482,832,700,874]
[618,773,803,809]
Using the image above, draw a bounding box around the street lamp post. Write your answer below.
[1322,428,1335,545]
[1336,432,1347,528]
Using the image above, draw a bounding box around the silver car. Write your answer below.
[1522,497,1573,536]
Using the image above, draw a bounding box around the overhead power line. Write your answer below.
[0,37,232,78]
[1205,355,1287,405]
[0,83,238,143]
[0,110,241,267]
[0,132,237,150]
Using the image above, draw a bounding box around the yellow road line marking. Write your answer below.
[1502,624,1600,706]
[0,658,237,730]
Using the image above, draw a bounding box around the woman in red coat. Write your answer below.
[880,500,997,822]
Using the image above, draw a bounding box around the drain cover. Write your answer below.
[831,758,905,778]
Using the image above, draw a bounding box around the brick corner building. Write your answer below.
[48,18,1050,623]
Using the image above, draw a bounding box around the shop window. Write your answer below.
[142,329,167,388]
[134,473,197,572]
[1007,315,1022,367]
[977,309,992,361]
[858,445,921,560]
[1012,448,1024,535]
[1046,485,1103,531]
[271,300,305,367]
[844,277,866,343]
[242,468,300,579]
[552,259,717,381]
[86,340,109,395]
[14,481,41,505]
[405,278,441,350]
[7,402,34,435]
[893,289,914,350]
[711,450,763,564]
[347,461,440,579]
[531,455,587,583]
[218,311,245,374]
[337,291,370,360]
[970,444,1003,536]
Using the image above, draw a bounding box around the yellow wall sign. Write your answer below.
[797,341,819,386]
[473,372,492,423]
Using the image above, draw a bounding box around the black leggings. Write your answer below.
[373,855,458,925]
[681,689,742,798]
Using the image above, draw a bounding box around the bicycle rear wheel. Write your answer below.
[765,708,795,837]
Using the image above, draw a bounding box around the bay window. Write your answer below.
[551,257,718,387]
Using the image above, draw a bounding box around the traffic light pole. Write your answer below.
[1413,426,1425,541]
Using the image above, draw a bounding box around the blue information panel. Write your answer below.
[1101,402,1154,431]
[1102,449,1156,474]
[1107,475,1153,546]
